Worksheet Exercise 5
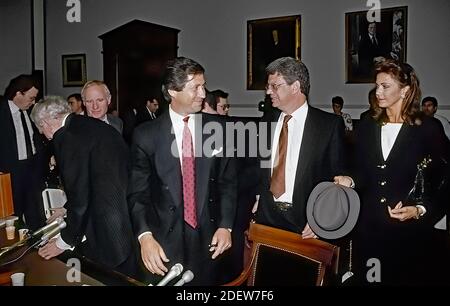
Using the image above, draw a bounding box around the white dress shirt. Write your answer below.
[169,105,197,166]
[8,100,36,160]
[270,103,308,203]
[138,106,197,241]
[381,123,402,161]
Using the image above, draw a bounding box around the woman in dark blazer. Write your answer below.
[337,59,450,285]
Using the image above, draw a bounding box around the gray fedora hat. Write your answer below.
[306,181,360,239]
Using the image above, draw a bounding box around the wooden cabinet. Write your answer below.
[99,19,179,115]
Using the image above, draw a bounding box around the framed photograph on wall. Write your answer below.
[346,6,407,83]
[247,15,301,90]
[62,54,87,87]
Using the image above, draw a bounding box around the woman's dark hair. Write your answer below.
[372,59,422,125]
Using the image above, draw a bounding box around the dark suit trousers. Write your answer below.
[183,223,219,286]
[136,223,220,286]
[11,156,46,231]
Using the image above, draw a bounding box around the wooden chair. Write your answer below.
[223,223,339,286]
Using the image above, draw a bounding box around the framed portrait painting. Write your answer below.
[62,54,87,87]
[346,6,407,83]
[247,15,301,90]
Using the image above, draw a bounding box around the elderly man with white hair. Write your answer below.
[31,96,138,277]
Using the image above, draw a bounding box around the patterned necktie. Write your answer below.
[182,116,197,228]
[270,115,292,199]
[20,110,33,159]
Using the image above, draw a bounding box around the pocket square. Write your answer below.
[212,147,223,156]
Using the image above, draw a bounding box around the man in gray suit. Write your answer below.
[81,80,123,134]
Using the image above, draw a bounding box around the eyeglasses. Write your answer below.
[265,82,287,92]
[218,104,230,110]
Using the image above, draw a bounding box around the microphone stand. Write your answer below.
[0,219,66,264]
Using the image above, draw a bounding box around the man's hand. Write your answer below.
[47,207,67,223]
[139,233,169,276]
[38,238,64,260]
[209,228,232,259]
[333,176,353,188]
[388,202,419,221]
[302,223,318,239]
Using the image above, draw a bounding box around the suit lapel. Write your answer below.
[383,123,412,164]
[0,100,19,158]
[261,111,279,188]
[159,112,183,207]
[373,123,384,163]
[194,113,212,221]
[292,107,316,199]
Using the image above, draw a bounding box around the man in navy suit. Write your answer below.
[255,57,347,238]
[128,57,236,285]
[0,75,48,230]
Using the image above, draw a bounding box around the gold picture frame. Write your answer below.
[62,54,87,87]
[346,6,407,83]
[247,15,301,90]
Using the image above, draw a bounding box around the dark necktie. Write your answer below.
[270,115,292,199]
[371,36,378,45]
[182,116,197,228]
[20,110,33,159]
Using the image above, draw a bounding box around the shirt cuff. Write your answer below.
[138,231,153,242]
[349,177,355,188]
[416,205,426,216]
[56,234,75,251]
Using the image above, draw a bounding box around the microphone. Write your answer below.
[38,220,67,247]
[173,270,194,286]
[32,217,65,237]
[156,263,183,286]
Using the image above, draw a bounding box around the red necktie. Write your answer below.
[270,115,292,199]
[182,116,197,228]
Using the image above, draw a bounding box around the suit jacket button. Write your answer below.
[169,227,173,232]
[210,178,215,182]
[169,206,175,212]
[164,185,169,190]
[380,197,387,203]
[377,164,387,169]
[209,198,213,203]
[210,218,215,222]
[379,180,387,186]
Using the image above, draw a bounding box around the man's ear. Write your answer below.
[168,89,177,99]
[292,80,301,94]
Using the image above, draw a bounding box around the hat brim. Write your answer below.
[306,181,360,239]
